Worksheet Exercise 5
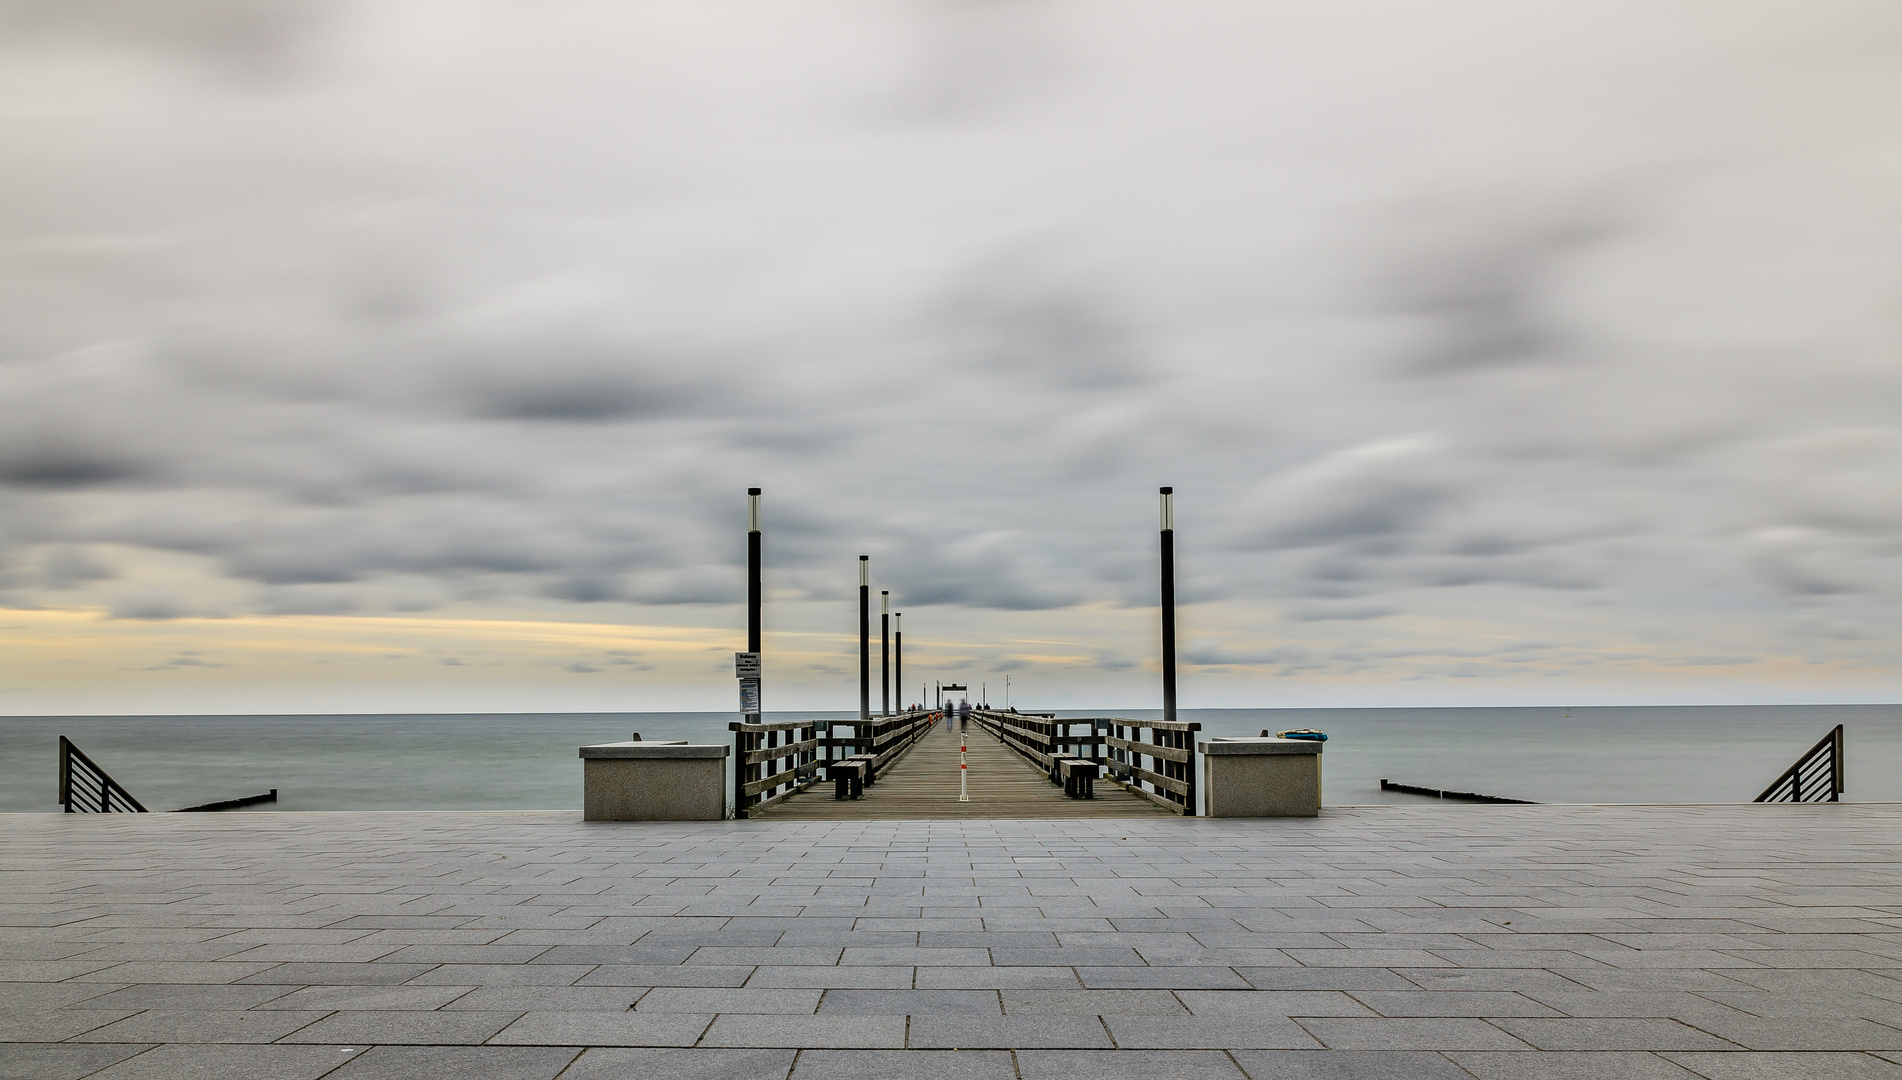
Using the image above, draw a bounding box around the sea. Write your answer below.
[3,704,1895,814]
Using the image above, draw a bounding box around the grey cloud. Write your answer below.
[1234,435,1462,550]
[111,591,189,620]
[0,0,334,81]
[40,546,115,589]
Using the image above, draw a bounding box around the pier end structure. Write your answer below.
[580,741,730,821]
[1198,736,1322,817]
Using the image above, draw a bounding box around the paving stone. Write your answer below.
[788,1049,1013,1080]
[278,1010,523,1044]
[562,1047,797,1080]
[70,1010,330,1044]
[409,964,594,986]
[700,1014,905,1048]
[325,1045,581,1079]
[235,962,435,986]
[1078,966,1251,989]
[489,1011,713,1046]
[1228,1049,1473,1079]
[577,964,753,987]
[748,966,913,988]
[251,985,473,1010]
[82,1044,363,1080]
[636,987,821,1013]
[440,986,639,1011]
[1349,991,1564,1017]
[1661,1052,1902,1079]
[1487,1017,1742,1051]
[908,1016,1111,1049]
[818,989,999,1015]
[1104,1015,1320,1049]
[1016,1048,1247,1079]
[0,1042,151,1080]
[1447,1051,1702,1078]
[1295,1017,1534,1051]
[1179,990,1376,1017]
[0,1010,137,1041]
[916,967,1079,989]
[1001,989,1184,1015]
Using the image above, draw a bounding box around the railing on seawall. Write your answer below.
[1756,724,1844,804]
[730,717,826,819]
[58,736,148,814]
[970,710,1105,782]
[1102,717,1200,816]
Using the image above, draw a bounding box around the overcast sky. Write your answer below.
[3,0,1900,714]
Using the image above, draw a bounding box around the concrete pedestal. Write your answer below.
[579,741,730,821]
[1197,737,1322,817]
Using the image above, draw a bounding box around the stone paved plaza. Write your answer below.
[5,804,1902,1079]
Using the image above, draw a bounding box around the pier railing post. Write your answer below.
[859,556,870,727]
[1160,487,1177,728]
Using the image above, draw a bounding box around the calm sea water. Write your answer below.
[3,705,1896,813]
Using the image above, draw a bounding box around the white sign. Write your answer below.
[739,677,760,715]
[735,651,760,678]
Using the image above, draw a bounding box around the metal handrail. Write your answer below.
[1755,724,1844,803]
[58,736,148,813]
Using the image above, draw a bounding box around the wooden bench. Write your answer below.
[829,755,873,800]
[1055,756,1100,799]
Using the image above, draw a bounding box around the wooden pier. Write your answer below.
[754,715,1172,820]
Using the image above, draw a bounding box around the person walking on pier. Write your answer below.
[957,698,971,733]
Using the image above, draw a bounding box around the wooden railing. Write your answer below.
[1102,717,1199,816]
[730,710,937,818]
[730,716,826,819]
[838,710,938,783]
[1756,724,1844,803]
[59,736,147,814]
[970,709,1104,781]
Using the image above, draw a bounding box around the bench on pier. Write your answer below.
[829,754,873,800]
[1054,755,1100,799]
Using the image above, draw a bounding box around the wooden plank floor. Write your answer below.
[754,716,1174,820]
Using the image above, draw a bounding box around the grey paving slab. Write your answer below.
[490,1010,709,1046]
[787,1049,1013,1080]
[0,1009,139,1041]
[700,1014,905,1047]
[1486,1017,1741,1051]
[576,964,753,987]
[81,1044,362,1080]
[748,965,912,988]
[1001,988,1184,1015]
[908,1016,1111,1048]
[563,1047,796,1080]
[324,1045,581,1080]
[1179,989,1376,1017]
[1295,1017,1534,1050]
[1017,1048,1247,1079]
[916,967,1079,989]
[1230,1049,1473,1080]
[0,1042,151,1080]
[636,987,821,1013]
[1662,1052,1902,1079]
[279,1010,523,1044]
[818,989,1000,1014]
[440,986,637,1011]
[1105,1015,1321,1049]
[70,1010,331,1044]
[1447,1051,1703,1079]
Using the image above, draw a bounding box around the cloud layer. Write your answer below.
[2,0,1900,707]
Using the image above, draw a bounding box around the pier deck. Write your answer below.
[5,804,1902,1078]
[756,717,1171,820]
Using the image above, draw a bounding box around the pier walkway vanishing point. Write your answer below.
[754,715,1171,821]
[7,804,1902,1079]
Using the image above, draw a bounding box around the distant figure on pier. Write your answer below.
[957,699,971,731]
